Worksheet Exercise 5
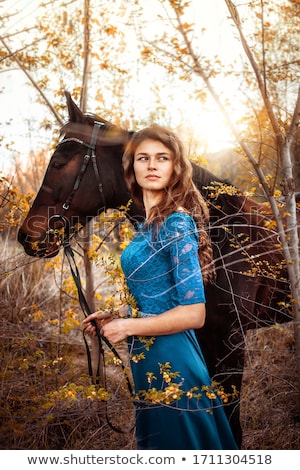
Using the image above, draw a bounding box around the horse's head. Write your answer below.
[18,92,138,257]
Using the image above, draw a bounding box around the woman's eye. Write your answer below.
[158,155,169,161]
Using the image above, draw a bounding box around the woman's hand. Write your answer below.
[82,310,129,344]
[83,303,205,343]
[82,310,114,337]
[101,318,129,344]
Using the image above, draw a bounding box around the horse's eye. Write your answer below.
[51,160,66,169]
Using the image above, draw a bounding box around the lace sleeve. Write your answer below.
[161,213,206,305]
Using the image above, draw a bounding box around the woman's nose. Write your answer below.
[148,158,157,170]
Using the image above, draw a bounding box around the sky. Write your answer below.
[0,0,244,173]
[1,0,46,171]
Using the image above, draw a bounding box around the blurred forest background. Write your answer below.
[1,0,300,450]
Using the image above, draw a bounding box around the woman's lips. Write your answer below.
[146,174,160,179]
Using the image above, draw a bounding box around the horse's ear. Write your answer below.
[64,91,86,123]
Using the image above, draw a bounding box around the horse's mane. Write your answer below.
[85,113,114,128]
[60,113,129,147]
[191,161,224,187]
[191,161,247,218]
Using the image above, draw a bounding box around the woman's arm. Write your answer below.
[82,302,206,344]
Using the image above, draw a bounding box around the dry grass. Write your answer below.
[0,320,136,450]
[241,323,300,450]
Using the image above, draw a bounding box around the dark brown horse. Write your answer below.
[18,92,293,447]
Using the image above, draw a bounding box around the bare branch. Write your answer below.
[224,0,283,144]
[0,36,45,64]
[260,0,267,96]
[0,36,63,126]
[288,86,300,141]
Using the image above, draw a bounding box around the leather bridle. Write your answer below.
[48,121,107,235]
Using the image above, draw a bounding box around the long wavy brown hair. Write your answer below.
[122,125,215,284]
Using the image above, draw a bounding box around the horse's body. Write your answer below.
[18,92,293,446]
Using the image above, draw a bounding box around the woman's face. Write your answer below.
[133,139,175,194]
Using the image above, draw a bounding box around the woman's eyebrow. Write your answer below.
[136,151,171,156]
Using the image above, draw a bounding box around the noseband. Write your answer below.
[48,121,107,238]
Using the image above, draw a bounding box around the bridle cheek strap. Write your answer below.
[60,121,106,216]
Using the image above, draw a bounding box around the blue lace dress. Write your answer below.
[120,212,238,450]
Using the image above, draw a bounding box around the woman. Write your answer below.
[83,125,238,450]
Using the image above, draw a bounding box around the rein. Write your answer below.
[63,243,133,392]
[49,122,134,433]
[64,242,134,434]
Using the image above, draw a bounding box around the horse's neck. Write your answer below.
[241,197,274,227]
[191,162,223,187]
[191,162,272,226]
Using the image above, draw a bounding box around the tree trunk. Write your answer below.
[79,0,104,387]
[280,140,300,413]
